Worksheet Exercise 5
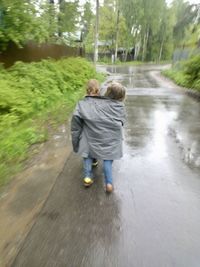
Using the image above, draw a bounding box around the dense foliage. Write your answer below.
[0,57,101,185]
[0,0,50,49]
[0,0,199,61]
[184,54,200,89]
[0,0,80,49]
[163,54,200,91]
[85,0,199,61]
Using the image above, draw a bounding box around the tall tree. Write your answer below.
[94,0,99,64]
[98,1,127,48]
[0,0,50,50]
[58,0,79,37]
[120,0,168,61]
[39,0,57,38]
[80,1,93,42]
[85,0,128,56]
[119,0,142,52]
[172,0,199,48]
[114,6,120,61]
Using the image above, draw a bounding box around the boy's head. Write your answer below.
[105,82,126,101]
[86,79,100,96]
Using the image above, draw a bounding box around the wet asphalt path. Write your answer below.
[12,65,200,267]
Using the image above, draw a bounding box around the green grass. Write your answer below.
[0,57,103,186]
[162,69,188,87]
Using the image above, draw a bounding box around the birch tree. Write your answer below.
[94,0,99,64]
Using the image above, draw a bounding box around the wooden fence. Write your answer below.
[0,42,84,67]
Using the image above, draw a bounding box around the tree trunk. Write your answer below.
[142,26,149,61]
[158,37,164,62]
[134,29,140,60]
[134,42,140,61]
[142,33,146,61]
[94,0,99,64]
[114,9,120,62]
[58,0,63,37]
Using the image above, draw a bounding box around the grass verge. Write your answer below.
[162,55,200,92]
[0,57,104,186]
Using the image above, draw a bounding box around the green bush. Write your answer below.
[184,54,200,90]
[163,54,200,91]
[0,57,102,185]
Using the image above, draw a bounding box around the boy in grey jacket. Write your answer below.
[71,80,126,193]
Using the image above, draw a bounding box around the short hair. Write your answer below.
[86,79,100,95]
[105,82,126,101]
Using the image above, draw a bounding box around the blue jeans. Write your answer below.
[83,157,113,184]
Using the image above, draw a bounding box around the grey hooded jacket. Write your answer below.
[71,96,126,160]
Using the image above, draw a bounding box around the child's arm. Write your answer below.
[71,115,83,153]
[121,107,126,126]
[118,104,126,126]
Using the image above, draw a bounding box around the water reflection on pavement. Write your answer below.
[12,65,200,267]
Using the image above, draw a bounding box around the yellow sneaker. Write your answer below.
[83,177,94,187]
